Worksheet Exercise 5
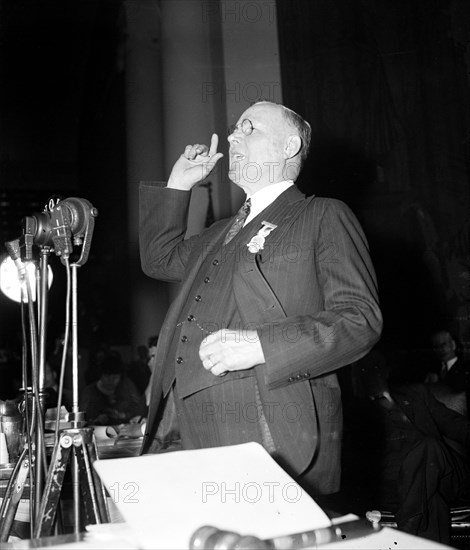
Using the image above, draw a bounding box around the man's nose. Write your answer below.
[227,126,244,143]
[227,132,238,144]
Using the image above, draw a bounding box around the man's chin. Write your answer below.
[227,169,240,185]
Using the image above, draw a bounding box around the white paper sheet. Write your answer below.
[93,442,331,549]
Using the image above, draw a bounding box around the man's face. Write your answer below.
[227,102,293,194]
[432,331,456,363]
[100,373,121,392]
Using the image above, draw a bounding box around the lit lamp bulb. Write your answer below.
[0,255,53,303]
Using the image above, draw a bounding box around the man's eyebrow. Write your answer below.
[248,116,265,128]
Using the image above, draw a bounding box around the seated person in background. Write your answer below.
[144,335,159,406]
[44,360,73,412]
[424,329,470,416]
[126,343,152,396]
[80,352,146,426]
[118,336,181,451]
[112,339,158,436]
[354,358,470,545]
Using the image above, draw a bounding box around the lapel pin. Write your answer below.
[247,221,277,253]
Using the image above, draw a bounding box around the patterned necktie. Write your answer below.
[223,198,251,245]
[440,362,448,380]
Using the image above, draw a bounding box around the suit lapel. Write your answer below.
[234,185,314,259]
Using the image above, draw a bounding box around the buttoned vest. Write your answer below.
[162,222,256,398]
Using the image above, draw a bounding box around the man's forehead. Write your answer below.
[239,102,283,123]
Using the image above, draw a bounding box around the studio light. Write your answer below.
[0,255,53,303]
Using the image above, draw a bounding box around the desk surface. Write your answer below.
[1,522,458,550]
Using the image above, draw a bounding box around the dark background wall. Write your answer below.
[278,0,470,358]
[0,0,469,369]
[0,1,128,356]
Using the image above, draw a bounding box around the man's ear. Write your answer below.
[284,135,302,159]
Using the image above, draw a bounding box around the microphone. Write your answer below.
[5,239,27,281]
[50,198,98,259]
[55,198,98,241]
[21,197,98,259]
[50,203,73,259]
[189,518,381,550]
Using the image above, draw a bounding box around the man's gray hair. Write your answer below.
[253,100,312,167]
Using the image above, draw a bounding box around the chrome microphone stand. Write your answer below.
[0,197,107,541]
[34,199,109,537]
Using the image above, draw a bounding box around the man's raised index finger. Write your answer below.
[208,133,219,157]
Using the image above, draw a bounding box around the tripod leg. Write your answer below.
[87,432,109,523]
[34,431,73,537]
[75,430,109,526]
[0,453,30,542]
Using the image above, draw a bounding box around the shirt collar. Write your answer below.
[445,356,459,370]
[244,180,294,226]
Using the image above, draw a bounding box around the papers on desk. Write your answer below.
[92,425,143,460]
[93,442,331,550]
[44,406,72,431]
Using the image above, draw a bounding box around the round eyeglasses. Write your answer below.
[228,119,254,136]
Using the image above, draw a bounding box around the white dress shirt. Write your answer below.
[442,356,458,374]
[244,180,294,226]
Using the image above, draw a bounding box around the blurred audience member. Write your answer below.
[85,340,112,385]
[48,332,88,395]
[119,335,181,451]
[144,335,159,406]
[44,360,73,412]
[80,352,145,425]
[355,357,470,544]
[424,329,470,416]
[127,343,152,396]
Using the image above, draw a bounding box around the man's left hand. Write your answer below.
[199,329,265,377]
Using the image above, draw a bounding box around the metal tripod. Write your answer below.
[1,199,106,540]
[34,251,109,536]
[34,426,108,537]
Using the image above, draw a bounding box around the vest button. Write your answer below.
[176,357,184,364]
[187,314,195,322]
[296,374,303,380]
[212,259,219,266]
[195,295,202,302]
[181,335,188,343]
[288,377,295,382]
[204,277,210,283]
[303,372,310,378]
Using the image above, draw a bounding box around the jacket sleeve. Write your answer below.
[257,199,382,388]
[139,183,197,282]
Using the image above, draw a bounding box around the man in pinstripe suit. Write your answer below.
[139,101,382,496]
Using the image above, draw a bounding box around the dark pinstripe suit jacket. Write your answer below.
[139,182,382,487]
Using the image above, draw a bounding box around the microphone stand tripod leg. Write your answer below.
[75,428,109,526]
[34,431,73,538]
[34,428,109,538]
[0,447,31,542]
